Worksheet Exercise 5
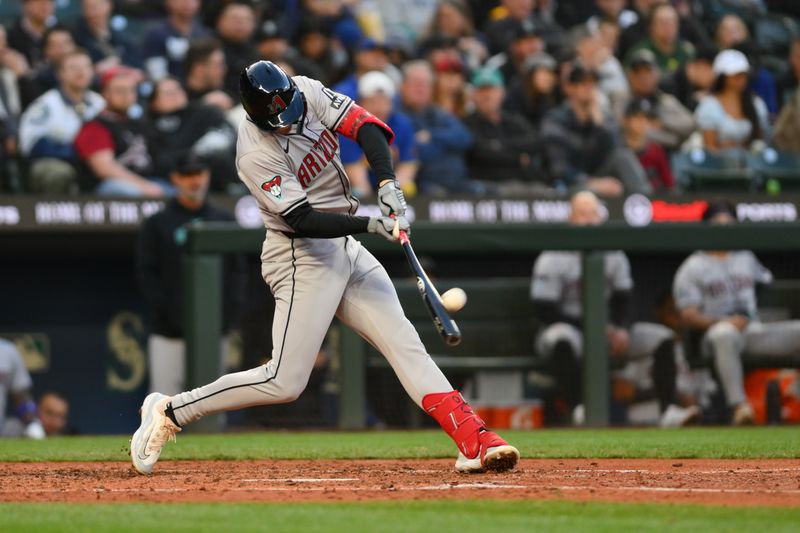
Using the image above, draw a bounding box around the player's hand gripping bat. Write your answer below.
[396,226,461,346]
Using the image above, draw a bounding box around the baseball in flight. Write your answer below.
[441,288,467,313]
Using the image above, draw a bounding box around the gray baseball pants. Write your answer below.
[703,320,800,406]
[169,232,453,427]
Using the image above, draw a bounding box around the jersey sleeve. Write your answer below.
[295,76,353,132]
[1,341,33,394]
[531,253,562,301]
[673,257,702,310]
[237,150,308,216]
[75,121,115,160]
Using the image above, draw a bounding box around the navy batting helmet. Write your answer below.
[240,61,304,130]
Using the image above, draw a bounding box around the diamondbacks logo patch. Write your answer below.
[268,94,287,116]
[261,175,282,200]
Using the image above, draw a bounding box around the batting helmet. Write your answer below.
[240,60,304,130]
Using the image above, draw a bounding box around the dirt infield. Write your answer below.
[1,459,799,506]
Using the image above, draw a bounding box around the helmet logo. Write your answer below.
[261,175,282,200]
[269,94,287,116]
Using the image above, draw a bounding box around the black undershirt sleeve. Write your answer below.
[356,123,395,183]
[281,202,370,238]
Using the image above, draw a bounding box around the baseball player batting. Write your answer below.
[131,61,519,475]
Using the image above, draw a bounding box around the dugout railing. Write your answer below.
[183,221,800,431]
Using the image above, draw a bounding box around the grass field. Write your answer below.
[1,428,799,532]
[0,427,798,462]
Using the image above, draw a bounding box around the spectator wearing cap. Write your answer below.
[75,67,170,197]
[7,0,56,69]
[489,20,546,88]
[73,0,141,72]
[614,48,695,151]
[141,0,211,81]
[622,98,675,191]
[254,19,325,82]
[18,49,105,194]
[333,38,392,100]
[214,1,259,98]
[669,46,717,111]
[432,54,469,118]
[540,61,652,196]
[485,0,563,56]
[625,3,696,79]
[464,68,543,193]
[340,70,417,197]
[183,38,232,111]
[714,15,778,115]
[136,153,245,395]
[504,53,559,129]
[571,24,628,108]
[399,60,482,195]
[145,76,238,192]
[419,0,488,72]
[695,49,769,153]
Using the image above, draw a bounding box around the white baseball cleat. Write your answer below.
[659,404,701,428]
[130,392,181,475]
[454,430,520,473]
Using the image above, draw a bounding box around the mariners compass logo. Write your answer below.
[261,175,283,200]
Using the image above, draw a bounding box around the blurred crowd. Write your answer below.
[2,0,800,198]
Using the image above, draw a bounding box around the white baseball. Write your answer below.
[441,288,467,313]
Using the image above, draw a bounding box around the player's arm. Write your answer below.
[282,202,407,241]
[335,104,407,218]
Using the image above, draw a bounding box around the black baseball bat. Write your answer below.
[398,229,462,346]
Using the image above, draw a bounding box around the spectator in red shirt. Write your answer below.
[623,98,675,191]
[75,67,172,196]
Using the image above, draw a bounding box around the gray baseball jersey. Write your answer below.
[0,338,33,431]
[673,251,773,319]
[168,77,453,427]
[531,251,633,320]
[236,76,358,236]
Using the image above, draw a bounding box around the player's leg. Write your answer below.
[335,239,518,472]
[536,323,582,420]
[168,237,348,425]
[131,236,348,474]
[628,322,699,426]
[702,321,750,424]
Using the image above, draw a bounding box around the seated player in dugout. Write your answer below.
[673,201,800,425]
[531,191,700,427]
[131,61,519,475]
